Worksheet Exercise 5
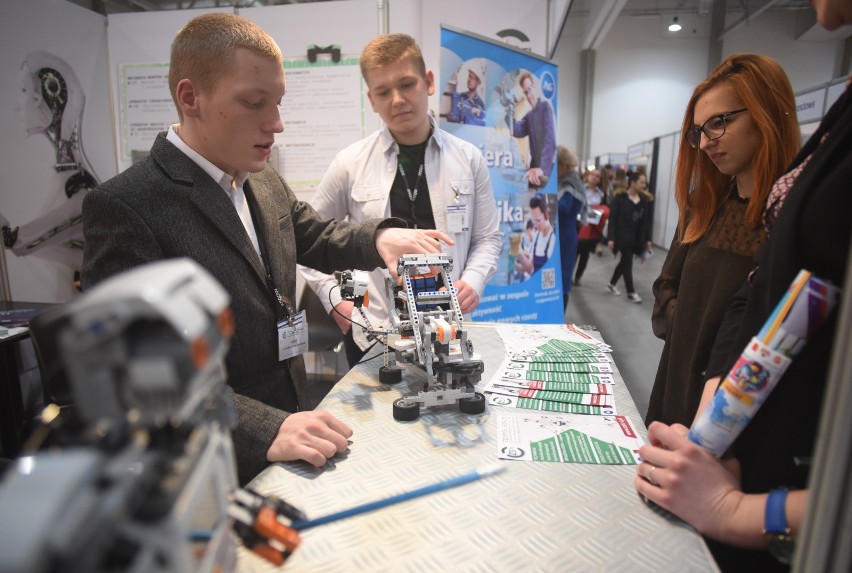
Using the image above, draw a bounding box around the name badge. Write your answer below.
[446,203,469,233]
[277,310,308,361]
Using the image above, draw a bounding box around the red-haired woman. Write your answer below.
[646,54,800,427]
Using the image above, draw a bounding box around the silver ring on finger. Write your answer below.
[648,464,658,486]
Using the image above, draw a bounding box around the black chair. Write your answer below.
[27,305,74,407]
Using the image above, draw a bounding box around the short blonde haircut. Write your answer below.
[359,33,427,82]
[557,145,578,170]
[169,13,282,119]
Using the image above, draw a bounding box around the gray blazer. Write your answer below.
[82,133,391,484]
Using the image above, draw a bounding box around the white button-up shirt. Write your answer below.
[301,118,502,351]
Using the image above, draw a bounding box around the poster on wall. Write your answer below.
[115,52,378,200]
[117,62,175,169]
[439,25,562,324]
[277,54,377,196]
[0,0,116,302]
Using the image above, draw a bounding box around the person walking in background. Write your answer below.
[301,33,501,367]
[645,54,800,428]
[573,167,608,286]
[606,172,651,303]
[555,146,586,310]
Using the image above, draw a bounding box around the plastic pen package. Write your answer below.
[688,270,841,457]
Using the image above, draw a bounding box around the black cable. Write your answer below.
[327,284,389,362]
[328,285,369,331]
[355,340,385,365]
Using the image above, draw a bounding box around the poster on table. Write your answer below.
[439,25,562,324]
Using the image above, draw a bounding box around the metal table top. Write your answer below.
[240,324,719,572]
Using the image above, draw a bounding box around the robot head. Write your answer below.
[54,259,234,428]
[16,51,84,139]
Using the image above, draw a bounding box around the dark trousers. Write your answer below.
[610,248,636,294]
[573,239,598,282]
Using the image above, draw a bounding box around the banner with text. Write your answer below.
[439,26,562,323]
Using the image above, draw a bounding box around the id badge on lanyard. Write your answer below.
[277,309,308,361]
[446,203,469,233]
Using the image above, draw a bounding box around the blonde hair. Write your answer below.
[169,13,282,120]
[675,54,799,243]
[359,33,426,81]
[556,145,578,170]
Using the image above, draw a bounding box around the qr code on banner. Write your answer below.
[541,268,556,289]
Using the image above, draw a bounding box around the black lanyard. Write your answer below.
[243,180,295,324]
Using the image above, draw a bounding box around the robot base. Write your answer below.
[392,390,486,421]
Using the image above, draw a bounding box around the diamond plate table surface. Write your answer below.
[239,324,719,572]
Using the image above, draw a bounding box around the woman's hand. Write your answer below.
[635,422,746,542]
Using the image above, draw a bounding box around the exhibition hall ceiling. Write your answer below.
[69,0,814,17]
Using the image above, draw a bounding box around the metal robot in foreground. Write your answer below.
[0,259,302,573]
[339,253,486,421]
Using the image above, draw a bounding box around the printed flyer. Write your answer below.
[497,413,643,464]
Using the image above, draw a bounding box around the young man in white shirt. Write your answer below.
[301,33,501,366]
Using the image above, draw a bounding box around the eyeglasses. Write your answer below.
[685,108,747,149]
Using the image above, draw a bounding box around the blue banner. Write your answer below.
[439,26,562,324]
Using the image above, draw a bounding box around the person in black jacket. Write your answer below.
[606,172,652,303]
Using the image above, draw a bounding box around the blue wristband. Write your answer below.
[764,488,789,534]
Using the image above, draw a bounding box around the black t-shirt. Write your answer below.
[389,140,436,230]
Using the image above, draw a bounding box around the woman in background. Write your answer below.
[606,172,651,303]
[645,54,800,428]
[556,146,586,310]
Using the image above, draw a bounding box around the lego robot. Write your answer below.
[339,254,486,421]
[0,259,302,572]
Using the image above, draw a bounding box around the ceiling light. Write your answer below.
[668,16,682,32]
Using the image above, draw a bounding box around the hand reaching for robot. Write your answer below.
[375,228,454,283]
[445,279,479,314]
[267,411,353,468]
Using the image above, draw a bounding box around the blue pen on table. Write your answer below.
[290,464,506,531]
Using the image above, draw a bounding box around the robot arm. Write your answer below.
[0,259,303,572]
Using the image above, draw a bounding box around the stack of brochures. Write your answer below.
[488,324,644,466]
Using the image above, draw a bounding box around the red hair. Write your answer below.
[675,54,800,243]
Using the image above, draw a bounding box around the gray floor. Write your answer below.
[565,245,666,421]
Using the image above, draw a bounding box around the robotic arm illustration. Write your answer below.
[339,254,486,421]
[3,51,100,259]
[0,259,302,572]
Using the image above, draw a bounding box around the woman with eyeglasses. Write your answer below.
[645,54,800,429]
[636,3,852,569]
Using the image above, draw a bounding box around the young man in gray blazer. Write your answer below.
[81,13,452,485]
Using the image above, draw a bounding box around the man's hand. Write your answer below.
[375,228,454,281]
[266,411,353,467]
[526,167,545,187]
[453,279,479,314]
[331,300,354,335]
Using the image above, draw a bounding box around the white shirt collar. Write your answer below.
[166,125,249,193]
